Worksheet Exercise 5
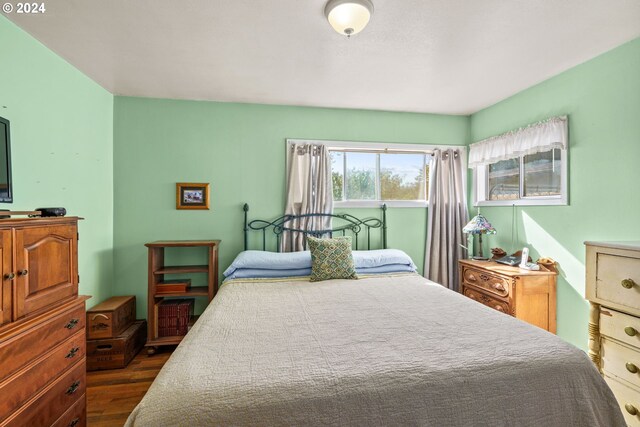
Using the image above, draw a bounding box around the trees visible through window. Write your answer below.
[330,150,430,205]
[479,148,565,205]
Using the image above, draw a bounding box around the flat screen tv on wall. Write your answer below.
[0,117,12,203]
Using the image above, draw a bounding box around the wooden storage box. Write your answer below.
[87,295,136,339]
[87,320,146,371]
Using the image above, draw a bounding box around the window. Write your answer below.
[286,139,466,208]
[471,116,568,206]
[475,148,567,206]
[330,150,430,206]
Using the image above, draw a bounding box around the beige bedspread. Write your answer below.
[126,273,624,426]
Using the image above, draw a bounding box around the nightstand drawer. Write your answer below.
[602,337,640,389]
[461,266,510,298]
[596,253,640,310]
[605,375,640,427]
[462,286,510,315]
[601,308,640,350]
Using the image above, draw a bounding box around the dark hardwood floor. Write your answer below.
[87,347,174,427]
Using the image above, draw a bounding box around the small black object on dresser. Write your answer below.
[36,207,67,217]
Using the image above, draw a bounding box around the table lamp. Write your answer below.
[463,213,496,260]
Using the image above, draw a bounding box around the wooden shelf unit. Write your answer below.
[144,240,219,354]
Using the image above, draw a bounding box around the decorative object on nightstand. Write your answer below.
[537,257,558,274]
[145,240,219,355]
[458,258,557,332]
[463,212,496,260]
[156,279,192,294]
[491,247,507,260]
[585,241,640,425]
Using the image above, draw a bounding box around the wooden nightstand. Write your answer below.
[144,240,220,355]
[458,259,557,333]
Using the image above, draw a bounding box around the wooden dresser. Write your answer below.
[586,241,640,426]
[458,259,557,333]
[0,217,88,427]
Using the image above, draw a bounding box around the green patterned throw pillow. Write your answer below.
[308,236,358,282]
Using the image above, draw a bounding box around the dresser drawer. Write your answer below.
[51,393,85,427]
[462,266,510,298]
[601,308,640,350]
[605,374,640,427]
[602,337,640,389]
[0,329,85,421]
[462,286,511,315]
[596,253,640,310]
[0,303,85,384]
[1,360,85,427]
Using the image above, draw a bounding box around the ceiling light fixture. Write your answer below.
[324,0,374,38]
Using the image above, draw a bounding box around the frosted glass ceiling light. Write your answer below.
[324,0,374,37]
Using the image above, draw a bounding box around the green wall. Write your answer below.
[469,38,640,349]
[112,97,469,316]
[0,16,114,307]
[4,10,637,350]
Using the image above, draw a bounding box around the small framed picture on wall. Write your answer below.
[176,182,210,210]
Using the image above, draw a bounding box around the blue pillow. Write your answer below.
[224,264,416,281]
[223,248,418,280]
[357,264,416,275]
[223,250,311,277]
[225,267,312,280]
[352,249,417,270]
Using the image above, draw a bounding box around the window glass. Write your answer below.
[345,152,376,200]
[330,151,344,201]
[523,149,561,197]
[380,153,427,200]
[488,158,520,200]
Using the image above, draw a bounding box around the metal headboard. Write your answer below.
[243,203,387,252]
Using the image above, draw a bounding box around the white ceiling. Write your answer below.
[6,0,640,114]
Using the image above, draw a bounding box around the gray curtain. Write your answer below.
[281,143,333,252]
[424,148,469,290]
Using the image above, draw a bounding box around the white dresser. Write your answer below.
[586,241,640,426]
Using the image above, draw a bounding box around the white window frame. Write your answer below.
[286,139,467,208]
[473,147,568,207]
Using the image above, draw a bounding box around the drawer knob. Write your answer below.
[622,279,637,289]
[626,362,638,374]
[492,283,505,292]
[64,318,79,329]
[625,403,638,416]
[18,269,28,276]
[494,305,505,312]
[625,327,638,337]
[68,418,80,427]
[66,347,80,359]
[66,380,81,395]
[3,273,14,281]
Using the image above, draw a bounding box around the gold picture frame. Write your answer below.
[176,182,210,210]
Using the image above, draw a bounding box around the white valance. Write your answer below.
[468,116,568,167]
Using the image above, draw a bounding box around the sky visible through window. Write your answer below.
[330,150,430,202]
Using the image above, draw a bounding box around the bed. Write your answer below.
[126,206,624,426]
